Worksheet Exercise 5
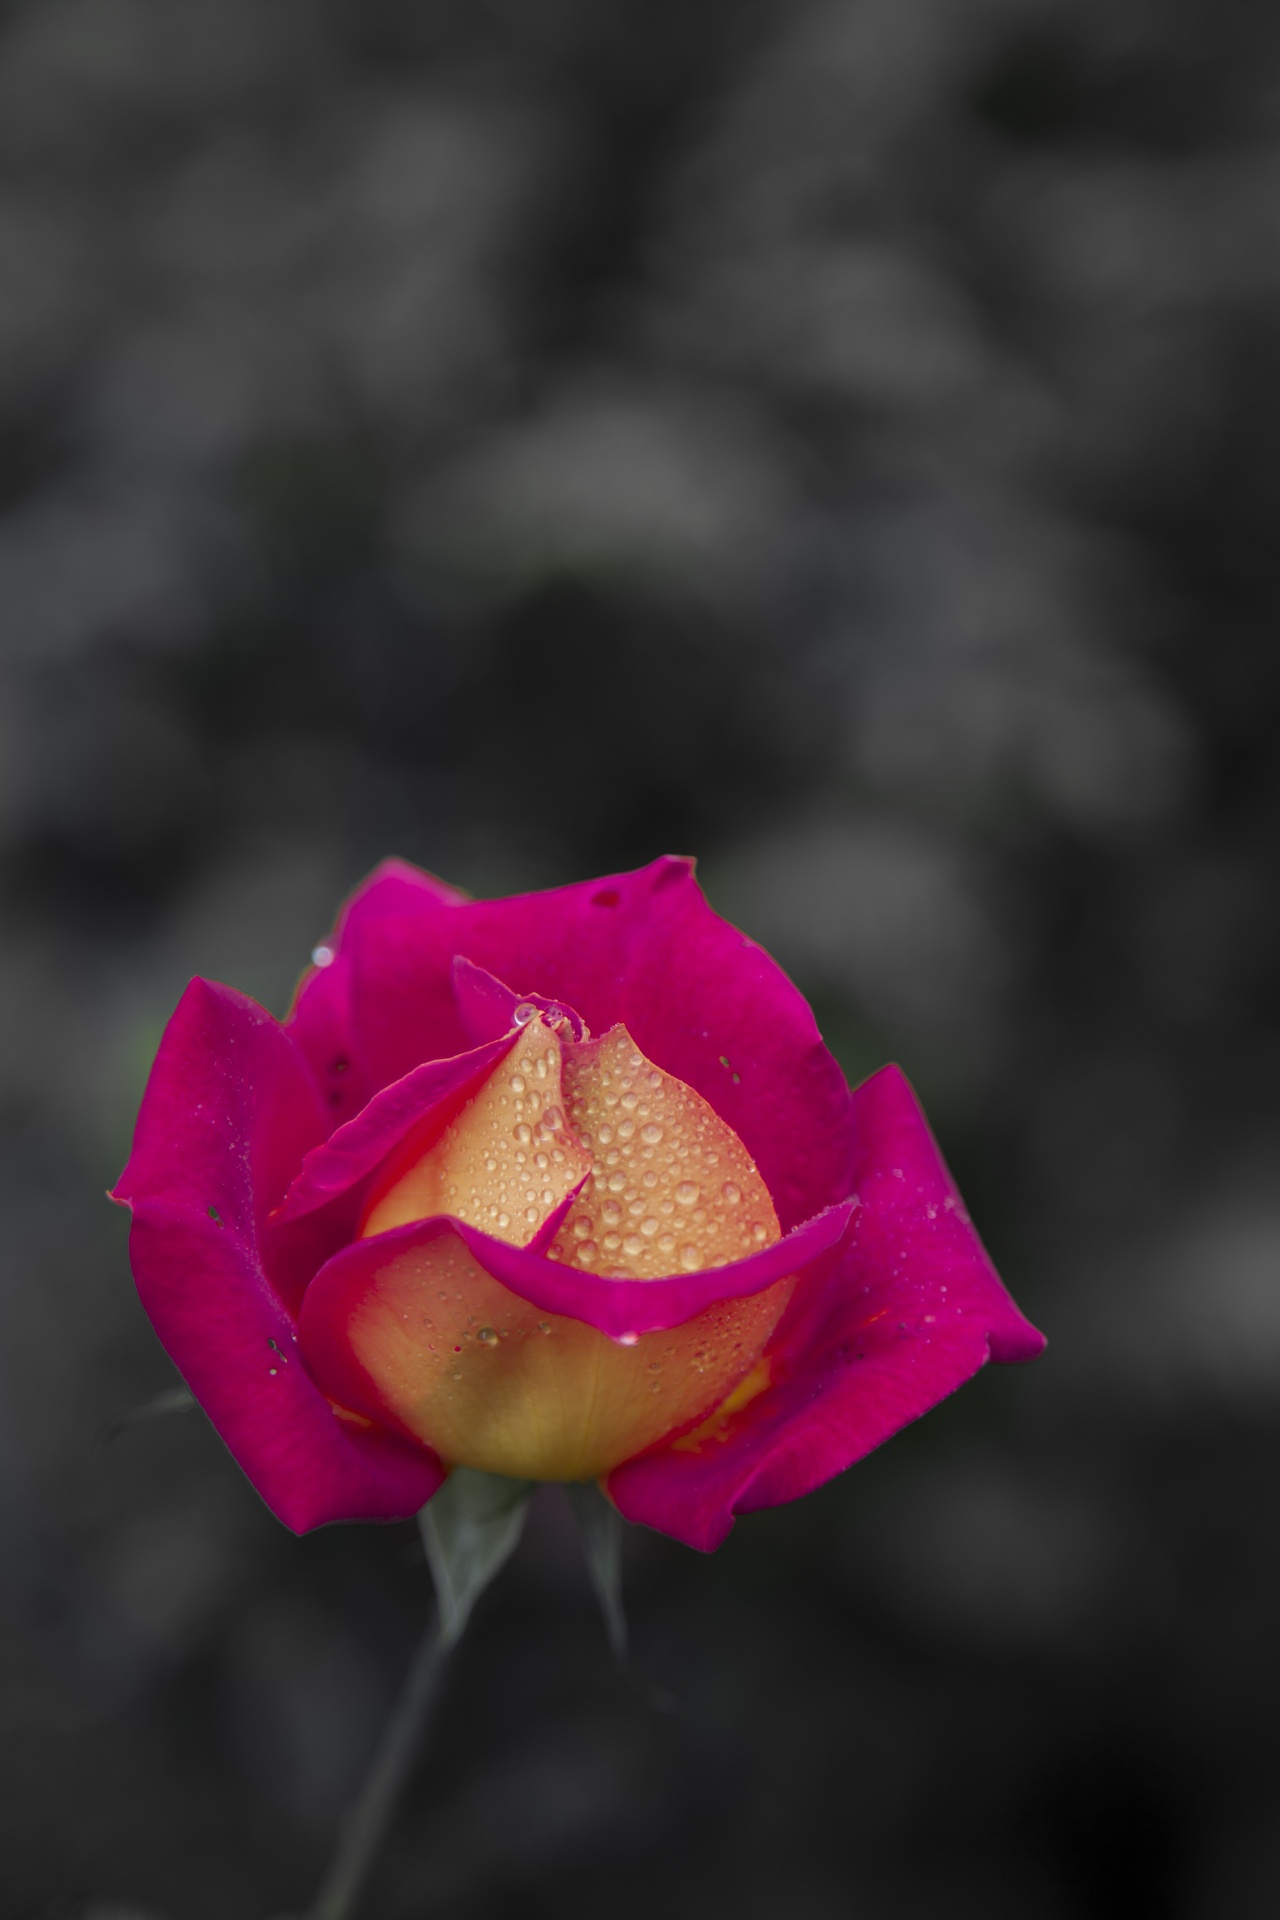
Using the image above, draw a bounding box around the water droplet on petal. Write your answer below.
[680,1245,702,1271]
[721,1180,742,1205]
[477,1326,498,1346]
[311,944,335,967]
[618,1331,639,1347]
[641,1123,663,1144]
[513,1002,537,1026]
[675,1182,699,1208]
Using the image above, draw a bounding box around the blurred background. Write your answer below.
[1,0,1278,1914]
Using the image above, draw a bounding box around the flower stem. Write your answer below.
[305,1612,450,1920]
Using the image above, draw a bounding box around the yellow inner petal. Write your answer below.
[347,1019,792,1480]
[342,1234,794,1481]
[361,1015,593,1242]
[550,1024,779,1274]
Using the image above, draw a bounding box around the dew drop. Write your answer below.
[542,1106,564,1132]
[497,1211,511,1229]
[510,1074,526,1094]
[525,1206,540,1224]
[597,1124,614,1146]
[640,1216,659,1237]
[538,1321,552,1335]
[675,1182,700,1208]
[576,1240,598,1264]
[641,1122,663,1144]
[721,1180,742,1205]
[620,1090,640,1111]
[513,1124,532,1145]
[311,944,335,967]
[477,1327,498,1346]
[573,1216,594,1240]
[618,1331,639,1347]
[602,1232,622,1252]
[680,1245,702,1271]
[751,1222,768,1244]
[617,1118,636,1140]
[513,1002,537,1026]
[607,1171,627,1192]
[623,1234,644,1256]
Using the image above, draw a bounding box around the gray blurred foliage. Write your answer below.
[0,0,1277,1915]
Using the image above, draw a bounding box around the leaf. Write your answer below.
[100,1383,197,1446]
[419,1468,533,1648]
[565,1480,627,1664]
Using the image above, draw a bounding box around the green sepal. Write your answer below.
[419,1468,533,1649]
[101,1383,197,1446]
[565,1481,627,1664]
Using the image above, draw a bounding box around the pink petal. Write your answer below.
[271,1034,520,1228]
[606,1067,1045,1550]
[451,956,587,1045]
[301,856,857,1226]
[113,979,442,1531]
[288,857,467,1124]
[299,1198,855,1362]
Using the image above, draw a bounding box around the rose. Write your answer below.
[112,856,1043,1551]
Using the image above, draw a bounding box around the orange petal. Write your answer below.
[341,1233,796,1482]
[549,1024,780,1277]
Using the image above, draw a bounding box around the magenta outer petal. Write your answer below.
[452,956,587,1046]
[113,979,442,1531]
[606,1066,1045,1551]
[288,857,467,1123]
[300,1199,855,1366]
[272,1034,519,1227]
[298,857,857,1227]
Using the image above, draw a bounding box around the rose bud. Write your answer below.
[112,857,1043,1551]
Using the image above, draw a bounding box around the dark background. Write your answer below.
[2,1,1278,1915]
